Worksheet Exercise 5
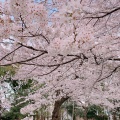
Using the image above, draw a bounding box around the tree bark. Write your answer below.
[113,112,117,120]
[83,107,88,120]
[52,97,69,120]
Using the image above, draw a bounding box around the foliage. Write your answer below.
[87,105,108,120]
[62,102,108,120]
[1,79,35,120]
[0,66,16,77]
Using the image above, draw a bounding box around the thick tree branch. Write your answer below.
[0,52,46,66]
[97,65,120,82]
[15,57,80,67]
[86,6,120,19]
[18,43,48,53]
[0,45,22,61]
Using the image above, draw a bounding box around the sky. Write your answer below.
[0,0,4,2]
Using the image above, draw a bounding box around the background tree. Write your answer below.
[62,101,108,120]
[1,79,34,120]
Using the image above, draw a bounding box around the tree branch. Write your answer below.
[0,45,22,61]
[0,52,46,66]
[86,6,120,19]
[18,43,48,53]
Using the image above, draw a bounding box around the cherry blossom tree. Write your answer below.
[0,0,120,120]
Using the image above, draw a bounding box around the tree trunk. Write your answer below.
[41,115,45,120]
[83,107,88,120]
[113,112,117,120]
[36,111,40,120]
[46,111,49,120]
[52,97,69,120]
[83,115,88,120]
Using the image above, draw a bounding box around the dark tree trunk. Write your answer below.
[113,112,117,120]
[41,115,45,120]
[83,107,88,120]
[52,97,69,120]
[36,111,40,120]
[83,117,88,120]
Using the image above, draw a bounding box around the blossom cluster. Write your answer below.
[0,0,120,116]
